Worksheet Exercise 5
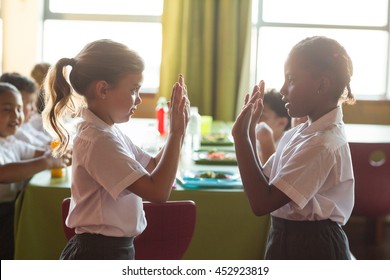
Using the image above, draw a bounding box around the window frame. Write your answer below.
[42,0,162,94]
[251,0,390,100]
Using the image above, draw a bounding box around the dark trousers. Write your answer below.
[60,233,135,260]
[0,201,15,260]
[265,216,352,260]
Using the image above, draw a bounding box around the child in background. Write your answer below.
[0,72,51,148]
[30,62,51,132]
[0,82,71,259]
[232,36,355,259]
[255,89,291,164]
[43,39,190,260]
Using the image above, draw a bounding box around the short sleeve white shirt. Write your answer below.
[263,107,354,225]
[15,122,51,148]
[68,108,152,237]
[0,136,36,202]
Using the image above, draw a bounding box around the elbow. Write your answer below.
[250,204,269,217]
[146,191,170,204]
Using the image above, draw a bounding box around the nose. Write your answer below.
[135,94,142,106]
[280,83,287,97]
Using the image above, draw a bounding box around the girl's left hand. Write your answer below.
[232,81,265,138]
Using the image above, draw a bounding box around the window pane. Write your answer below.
[43,20,162,92]
[49,0,163,15]
[262,0,388,26]
[253,27,388,97]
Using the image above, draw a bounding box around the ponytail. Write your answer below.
[43,58,84,156]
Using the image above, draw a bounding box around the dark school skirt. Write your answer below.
[265,216,352,260]
[60,233,135,260]
[0,201,15,260]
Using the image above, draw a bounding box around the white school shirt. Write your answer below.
[15,122,51,148]
[67,108,152,237]
[263,107,354,225]
[0,136,36,202]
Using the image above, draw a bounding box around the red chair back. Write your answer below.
[61,198,75,240]
[134,200,196,260]
[61,198,196,260]
[349,142,390,217]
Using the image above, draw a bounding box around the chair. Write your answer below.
[61,198,196,260]
[349,142,390,244]
[134,200,196,260]
[61,198,75,240]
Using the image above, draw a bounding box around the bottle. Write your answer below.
[188,107,201,151]
[50,139,66,178]
[156,97,168,136]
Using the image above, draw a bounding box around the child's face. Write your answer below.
[0,90,24,138]
[21,91,37,122]
[103,72,143,125]
[280,54,321,119]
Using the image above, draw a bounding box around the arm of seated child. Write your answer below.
[256,122,276,165]
[0,149,71,183]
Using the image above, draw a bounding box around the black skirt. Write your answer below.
[60,233,135,260]
[265,216,351,260]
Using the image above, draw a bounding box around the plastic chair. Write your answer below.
[134,200,196,260]
[61,198,75,240]
[349,142,390,244]
[61,198,196,260]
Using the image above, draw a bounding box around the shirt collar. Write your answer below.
[0,135,16,145]
[81,107,113,132]
[300,106,343,136]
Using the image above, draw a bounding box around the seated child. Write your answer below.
[0,82,71,260]
[255,89,291,164]
[0,72,51,148]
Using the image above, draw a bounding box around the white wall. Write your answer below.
[1,0,43,76]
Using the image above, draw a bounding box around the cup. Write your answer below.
[51,139,66,178]
[200,115,213,135]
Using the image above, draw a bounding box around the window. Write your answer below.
[251,0,390,99]
[42,0,163,93]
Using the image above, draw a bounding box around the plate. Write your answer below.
[201,133,234,146]
[176,170,242,189]
[193,150,237,165]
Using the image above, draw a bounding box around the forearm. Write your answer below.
[0,157,49,183]
[148,132,183,200]
[234,136,274,215]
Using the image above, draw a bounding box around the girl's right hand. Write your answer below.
[169,74,189,136]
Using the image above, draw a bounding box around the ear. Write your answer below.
[96,80,109,100]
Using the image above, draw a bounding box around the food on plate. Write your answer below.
[206,151,235,160]
[201,133,232,143]
[195,171,231,179]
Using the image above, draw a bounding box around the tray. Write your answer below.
[201,133,234,146]
[193,150,237,165]
[176,170,242,189]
